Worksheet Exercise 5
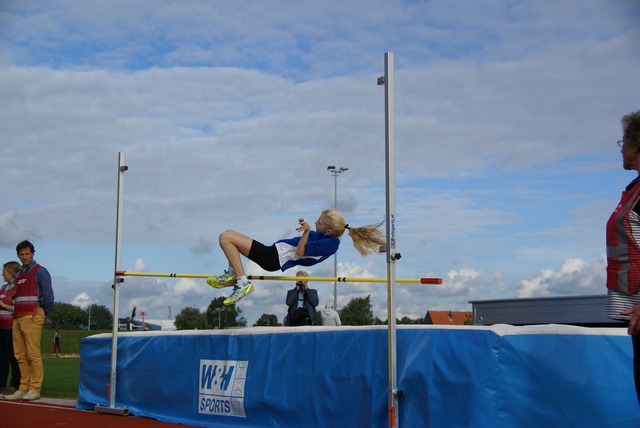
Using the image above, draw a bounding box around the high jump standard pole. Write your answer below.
[95,152,129,416]
[378,52,400,428]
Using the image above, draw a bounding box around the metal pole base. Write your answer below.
[94,404,129,416]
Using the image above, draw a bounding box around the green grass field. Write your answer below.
[42,356,80,398]
[41,330,112,398]
[41,329,111,356]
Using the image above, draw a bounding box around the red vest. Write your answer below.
[607,182,640,294]
[14,264,41,318]
[0,283,14,329]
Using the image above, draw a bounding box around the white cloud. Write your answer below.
[71,292,93,309]
[129,259,148,273]
[517,257,605,298]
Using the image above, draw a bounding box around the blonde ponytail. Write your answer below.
[347,220,386,256]
[322,209,385,256]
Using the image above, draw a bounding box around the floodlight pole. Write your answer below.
[378,52,400,428]
[95,152,129,416]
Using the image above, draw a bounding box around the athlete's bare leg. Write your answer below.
[219,230,253,278]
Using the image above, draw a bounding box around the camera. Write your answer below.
[296,281,304,287]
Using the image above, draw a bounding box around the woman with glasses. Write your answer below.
[606,110,640,404]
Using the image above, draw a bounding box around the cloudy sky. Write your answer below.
[1,0,639,326]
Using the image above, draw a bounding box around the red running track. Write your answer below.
[0,399,196,428]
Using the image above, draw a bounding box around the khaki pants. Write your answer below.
[13,307,45,393]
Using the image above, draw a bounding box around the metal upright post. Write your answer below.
[378,52,400,428]
[95,152,129,416]
[333,171,338,306]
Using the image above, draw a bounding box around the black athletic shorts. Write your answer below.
[248,240,281,272]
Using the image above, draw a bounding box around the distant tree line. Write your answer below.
[46,302,113,330]
[174,296,247,330]
[41,296,438,331]
[174,294,426,329]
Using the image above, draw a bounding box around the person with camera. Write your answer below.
[285,271,319,326]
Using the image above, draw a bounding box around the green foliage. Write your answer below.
[205,297,247,329]
[254,313,279,326]
[47,302,87,330]
[398,316,423,325]
[174,297,248,330]
[338,294,374,326]
[365,316,424,325]
[337,296,422,326]
[464,314,474,325]
[175,306,210,330]
[44,302,113,331]
[85,304,114,330]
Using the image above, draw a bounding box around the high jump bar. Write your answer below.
[115,271,442,285]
